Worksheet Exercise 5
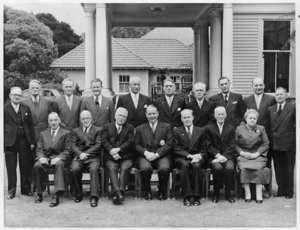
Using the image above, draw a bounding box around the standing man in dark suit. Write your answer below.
[209,76,245,128]
[4,87,35,199]
[187,82,215,127]
[22,79,54,191]
[71,110,101,207]
[117,77,152,129]
[269,87,296,199]
[244,77,276,168]
[55,78,82,129]
[173,109,207,206]
[135,105,173,200]
[206,106,236,203]
[34,112,71,207]
[102,107,135,205]
[80,78,114,129]
[154,79,186,128]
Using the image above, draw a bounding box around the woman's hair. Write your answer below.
[244,109,259,119]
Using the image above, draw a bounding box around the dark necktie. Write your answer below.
[278,104,282,116]
[224,94,228,105]
[117,126,121,134]
[51,130,55,141]
[95,96,99,107]
[187,126,192,139]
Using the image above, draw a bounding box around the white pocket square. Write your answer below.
[232,101,237,104]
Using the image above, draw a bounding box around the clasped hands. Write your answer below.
[187,154,202,164]
[240,151,260,160]
[39,156,60,166]
[110,148,122,160]
[212,153,227,163]
[144,151,159,162]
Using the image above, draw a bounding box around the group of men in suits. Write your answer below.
[4,75,296,208]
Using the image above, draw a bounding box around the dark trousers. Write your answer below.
[4,129,33,196]
[34,160,66,195]
[138,156,171,195]
[106,159,133,194]
[211,159,235,197]
[174,158,204,198]
[273,150,296,197]
[71,159,100,199]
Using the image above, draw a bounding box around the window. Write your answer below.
[263,21,291,92]
[119,75,130,93]
[170,75,180,91]
[182,76,193,89]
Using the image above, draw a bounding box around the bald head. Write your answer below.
[130,77,141,94]
[80,110,92,127]
[115,107,128,125]
[252,77,265,95]
[214,106,227,124]
[48,112,61,130]
[181,109,194,127]
[9,87,22,105]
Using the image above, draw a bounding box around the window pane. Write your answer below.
[264,21,290,50]
[276,52,289,90]
[264,52,276,92]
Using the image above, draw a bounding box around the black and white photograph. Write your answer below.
[1,0,298,228]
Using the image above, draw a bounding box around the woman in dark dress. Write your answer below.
[235,109,270,203]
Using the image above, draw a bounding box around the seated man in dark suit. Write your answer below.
[102,107,135,205]
[135,105,173,200]
[173,109,207,206]
[34,112,71,207]
[71,110,101,207]
[206,106,236,203]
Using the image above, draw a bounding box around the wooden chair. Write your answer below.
[45,167,70,197]
[148,169,171,199]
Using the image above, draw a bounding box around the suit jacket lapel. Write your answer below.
[88,97,99,119]
[189,127,198,150]
[217,93,227,107]
[171,96,179,114]
[192,101,201,124]
[143,123,152,146]
[221,123,230,141]
[7,103,17,122]
[99,96,108,116]
[45,129,53,145]
[275,103,289,127]
[249,95,258,110]
[136,94,146,110]
[258,94,267,112]
[154,122,163,140]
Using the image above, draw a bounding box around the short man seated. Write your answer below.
[135,105,173,200]
[102,107,135,205]
[173,109,207,206]
[71,110,101,207]
[206,106,236,203]
[34,112,71,207]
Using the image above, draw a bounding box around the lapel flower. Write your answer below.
[25,113,28,116]
[106,107,109,109]
[177,107,181,112]
[144,104,148,108]
[232,101,237,104]
[255,129,260,133]
[160,140,165,146]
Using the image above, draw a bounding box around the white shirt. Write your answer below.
[277,102,286,111]
[217,122,224,135]
[11,102,20,113]
[83,125,91,134]
[254,93,262,109]
[149,121,158,132]
[51,126,60,137]
[31,95,40,103]
[130,92,139,108]
[93,95,102,106]
[165,95,174,107]
[65,94,73,109]
[196,98,204,109]
[185,125,193,135]
[222,92,230,101]
[115,122,122,133]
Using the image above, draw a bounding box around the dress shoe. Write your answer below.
[35,194,43,203]
[226,196,235,203]
[90,197,98,207]
[21,192,34,196]
[274,192,285,197]
[194,197,201,206]
[50,195,59,207]
[159,192,167,201]
[113,191,124,205]
[7,194,15,200]
[74,196,83,203]
[285,195,293,199]
[143,191,152,200]
[212,195,219,203]
[256,200,263,204]
[245,199,251,203]
[183,197,192,206]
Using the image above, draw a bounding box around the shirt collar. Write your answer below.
[165,95,174,101]
[149,121,158,128]
[31,95,40,102]
[217,122,224,129]
[278,101,286,109]
[93,94,102,101]
[130,92,139,98]
[51,126,60,136]
[83,125,91,133]
[222,92,230,98]
[185,124,193,132]
[11,102,20,110]
[65,94,73,100]
[115,122,123,129]
[196,98,204,106]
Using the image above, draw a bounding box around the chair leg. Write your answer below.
[205,169,210,199]
[268,168,272,198]
[167,173,171,200]
[172,169,176,199]
[101,168,105,198]
[138,170,142,199]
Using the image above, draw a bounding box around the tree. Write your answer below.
[36,13,82,57]
[111,27,154,38]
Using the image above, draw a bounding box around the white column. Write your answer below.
[222,3,233,83]
[193,25,201,84]
[95,3,114,97]
[199,20,210,87]
[208,10,222,96]
[82,4,96,89]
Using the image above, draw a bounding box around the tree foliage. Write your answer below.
[111,27,154,38]
[36,13,82,57]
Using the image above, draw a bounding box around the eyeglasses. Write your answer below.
[11,94,22,97]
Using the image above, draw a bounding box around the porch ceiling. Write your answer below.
[109,3,221,27]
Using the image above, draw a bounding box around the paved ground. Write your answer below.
[2,164,297,227]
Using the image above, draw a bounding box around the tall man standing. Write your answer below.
[209,76,245,128]
[206,106,236,203]
[117,77,152,128]
[55,78,82,129]
[269,87,296,199]
[135,105,173,200]
[102,107,135,205]
[4,87,35,199]
[154,79,186,128]
[80,78,114,129]
[244,77,276,169]
[173,109,207,206]
[34,112,71,207]
[71,110,101,207]
[187,82,215,127]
